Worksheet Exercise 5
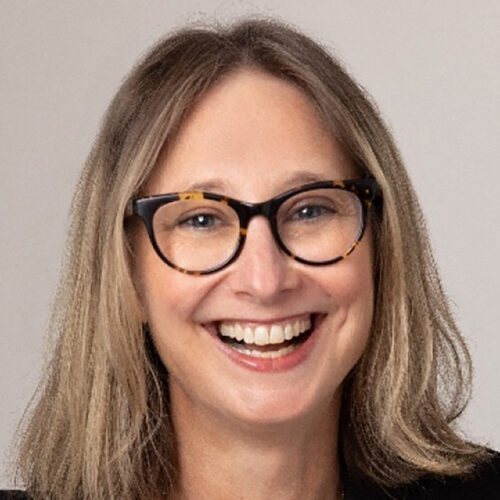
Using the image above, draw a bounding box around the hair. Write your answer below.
[14,17,489,499]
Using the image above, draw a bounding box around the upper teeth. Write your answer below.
[218,317,312,346]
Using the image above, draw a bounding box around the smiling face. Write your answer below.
[134,69,374,428]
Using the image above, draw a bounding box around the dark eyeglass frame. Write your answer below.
[126,178,381,276]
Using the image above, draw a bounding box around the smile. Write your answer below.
[213,314,319,362]
[218,316,312,354]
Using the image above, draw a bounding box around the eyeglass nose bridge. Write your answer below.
[235,198,277,227]
[229,197,291,263]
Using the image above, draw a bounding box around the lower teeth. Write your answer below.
[231,344,296,358]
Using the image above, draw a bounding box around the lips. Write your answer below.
[202,313,323,371]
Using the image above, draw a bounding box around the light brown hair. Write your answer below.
[15,18,488,499]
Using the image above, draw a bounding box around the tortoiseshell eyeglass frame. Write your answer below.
[125,178,381,276]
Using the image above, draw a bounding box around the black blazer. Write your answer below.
[2,453,499,499]
[344,452,500,499]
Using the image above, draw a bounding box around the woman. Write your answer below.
[4,18,499,499]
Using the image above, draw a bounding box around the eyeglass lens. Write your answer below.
[151,188,363,273]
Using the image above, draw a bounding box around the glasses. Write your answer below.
[127,178,380,275]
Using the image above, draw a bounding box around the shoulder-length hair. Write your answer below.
[15,17,488,499]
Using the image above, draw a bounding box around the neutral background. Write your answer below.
[1,0,499,488]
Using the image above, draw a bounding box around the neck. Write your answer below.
[170,387,343,500]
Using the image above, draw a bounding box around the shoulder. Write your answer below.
[400,452,500,499]
[0,492,32,500]
[407,452,500,499]
[346,451,500,499]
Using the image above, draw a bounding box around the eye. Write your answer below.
[292,205,331,220]
[288,202,336,223]
[179,213,218,229]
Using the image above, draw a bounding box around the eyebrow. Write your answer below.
[183,178,231,192]
[182,171,331,194]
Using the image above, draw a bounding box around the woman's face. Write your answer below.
[135,69,374,427]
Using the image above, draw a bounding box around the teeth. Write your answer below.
[234,324,244,341]
[218,316,312,346]
[232,344,296,358]
[254,326,268,346]
[269,325,284,344]
[243,327,253,344]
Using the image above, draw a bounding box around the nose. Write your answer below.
[227,216,300,303]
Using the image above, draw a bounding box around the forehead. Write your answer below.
[147,69,355,199]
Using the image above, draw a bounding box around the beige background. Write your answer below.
[1,0,499,488]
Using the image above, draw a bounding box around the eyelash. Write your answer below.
[290,204,332,219]
[180,213,218,228]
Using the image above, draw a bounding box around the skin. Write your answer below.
[134,69,374,500]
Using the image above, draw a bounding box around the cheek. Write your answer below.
[137,265,205,372]
[321,239,374,309]
[133,239,180,333]
[135,242,220,342]
[318,241,374,359]
[133,227,193,320]
[141,269,203,326]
